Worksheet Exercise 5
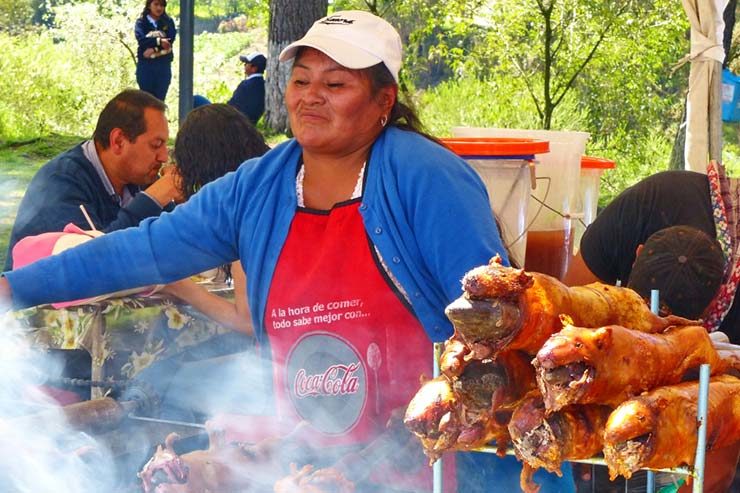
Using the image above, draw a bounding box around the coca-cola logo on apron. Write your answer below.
[285,332,367,435]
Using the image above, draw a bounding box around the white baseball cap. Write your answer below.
[279,10,402,83]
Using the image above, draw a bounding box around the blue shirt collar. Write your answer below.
[82,140,134,206]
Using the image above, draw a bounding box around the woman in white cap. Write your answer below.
[1,10,573,493]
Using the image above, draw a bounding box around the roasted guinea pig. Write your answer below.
[533,323,731,412]
[444,256,692,360]
[139,425,314,493]
[508,392,612,475]
[603,375,740,480]
[274,465,354,493]
[404,351,536,461]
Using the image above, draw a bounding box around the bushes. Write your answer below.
[0,1,138,142]
[418,77,588,136]
[0,0,33,33]
[0,1,264,143]
[0,31,117,141]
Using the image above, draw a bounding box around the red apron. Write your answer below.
[264,199,454,491]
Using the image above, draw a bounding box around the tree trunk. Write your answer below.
[265,0,327,134]
[723,0,737,68]
[669,105,687,170]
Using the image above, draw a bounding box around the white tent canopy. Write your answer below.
[682,0,729,172]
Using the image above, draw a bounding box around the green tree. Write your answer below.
[0,0,33,33]
[481,0,680,130]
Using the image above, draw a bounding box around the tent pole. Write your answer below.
[178,0,194,127]
[709,62,723,162]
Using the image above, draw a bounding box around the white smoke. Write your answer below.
[0,312,117,492]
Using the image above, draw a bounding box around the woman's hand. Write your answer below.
[145,165,185,205]
[143,48,156,59]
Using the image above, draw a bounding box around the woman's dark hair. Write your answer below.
[361,62,522,265]
[363,62,518,264]
[363,63,440,144]
[174,103,269,200]
[174,103,269,279]
[140,0,168,20]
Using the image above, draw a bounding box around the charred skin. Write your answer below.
[404,377,459,446]
[274,465,355,493]
[454,360,509,410]
[404,352,536,462]
[139,424,315,492]
[444,296,522,360]
[534,324,728,412]
[439,337,471,378]
[508,393,612,474]
[603,375,740,480]
[461,255,533,300]
[603,400,657,480]
[447,257,696,361]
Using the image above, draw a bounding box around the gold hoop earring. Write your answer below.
[380,115,388,127]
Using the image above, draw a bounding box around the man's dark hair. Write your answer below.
[93,89,167,149]
[628,225,725,319]
[174,103,269,200]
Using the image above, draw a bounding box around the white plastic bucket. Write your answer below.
[442,138,549,267]
[452,127,590,280]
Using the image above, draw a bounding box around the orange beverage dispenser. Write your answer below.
[453,127,590,280]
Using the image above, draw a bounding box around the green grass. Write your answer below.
[0,134,83,268]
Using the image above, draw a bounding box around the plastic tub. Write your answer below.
[579,156,616,226]
[452,127,590,280]
[441,137,549,267]
[573,155,616,253]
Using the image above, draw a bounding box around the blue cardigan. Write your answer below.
[6,128,506,342]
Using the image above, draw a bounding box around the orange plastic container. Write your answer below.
[579,156,616,227]
[573,156,616,254]
[442,137,550,157]
[441,137,549,267]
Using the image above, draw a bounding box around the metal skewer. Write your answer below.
[433,341,443,493]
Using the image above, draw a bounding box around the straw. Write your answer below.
[79,204,98,231]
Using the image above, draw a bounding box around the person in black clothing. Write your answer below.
[228,52,266,123]
[566,169,740,345]
[135,0,176,101]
